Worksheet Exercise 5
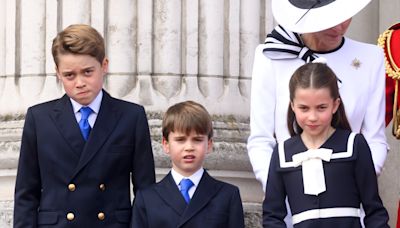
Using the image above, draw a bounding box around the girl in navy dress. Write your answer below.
[263,62,389,228]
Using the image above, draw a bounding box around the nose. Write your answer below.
[184,142,194,151]
[76,75,86,88]
[308,110,318,121]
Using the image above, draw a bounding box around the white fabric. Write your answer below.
[292,207,360,225]
[292,148,333,195]
[272,0,371,33]
[247,38,388,192]
[171,168,204,199]
[71,90,103,127]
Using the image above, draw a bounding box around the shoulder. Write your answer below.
[344,37,384,55]
[203,171,240,193]
[103,91,146,114]
[27,95,67,114]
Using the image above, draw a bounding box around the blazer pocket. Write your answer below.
[109,145,133,154]
[37,211,58,225]
[115,209,131,223]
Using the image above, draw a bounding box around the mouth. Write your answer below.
[183,155,195,162]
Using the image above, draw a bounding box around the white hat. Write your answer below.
[272,0,372,33]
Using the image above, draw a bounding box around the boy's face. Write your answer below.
[162,130,212,177]
[56,53,108,106]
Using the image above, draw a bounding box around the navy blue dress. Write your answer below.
[263,129,389,228]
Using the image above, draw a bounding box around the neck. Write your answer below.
[301,127,335,149]
[301,34,342,52]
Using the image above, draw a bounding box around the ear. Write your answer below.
[101,58,109,74]
[333,98,340,114]
[206,138,213,154]
[162,137,170,155]
[290,101,295,112]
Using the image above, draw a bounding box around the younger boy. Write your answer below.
[131,100,245,228]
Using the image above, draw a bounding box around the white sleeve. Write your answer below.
[360,47,388,175]
[247,45,278,192]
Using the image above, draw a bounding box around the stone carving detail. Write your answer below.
[0,0,266,117]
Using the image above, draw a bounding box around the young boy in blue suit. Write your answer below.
[14,24,155,227]
[131,100,245,228]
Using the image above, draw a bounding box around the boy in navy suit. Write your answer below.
[131,101,245,228]
[14,24,155,227]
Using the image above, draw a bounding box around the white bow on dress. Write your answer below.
[292,148,333,196]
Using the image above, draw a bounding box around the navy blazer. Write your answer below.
[14,90,155,228]
[131,170,245,228]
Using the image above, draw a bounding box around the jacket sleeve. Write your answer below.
[228,187,245,228]
[247,44,278,192]
[131,106,155,194]
[262,145,287,228]
[354,134,389,228]
[14,108,41,228]
[131,190,149,228]
[361,48,388,175]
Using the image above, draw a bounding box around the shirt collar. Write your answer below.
[171,167,204,187]
[70,90,103,114]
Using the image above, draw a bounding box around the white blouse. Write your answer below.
[247,37,388,191]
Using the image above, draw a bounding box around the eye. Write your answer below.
[84,69,94,75]
[299,106,308,111]
[63,73,74,79]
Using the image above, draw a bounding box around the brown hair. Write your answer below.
[162,101,213,140]
[287,62,351,136]
[52,24,105,66]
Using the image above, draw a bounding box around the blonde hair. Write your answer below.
[162,101,213,140]
[52,24,105,66]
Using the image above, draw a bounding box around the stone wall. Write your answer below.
[1,0,399,227]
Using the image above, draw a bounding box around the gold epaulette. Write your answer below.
[378,29,400,80]
[377,25,400,138]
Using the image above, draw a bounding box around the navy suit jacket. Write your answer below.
[131,170,245,228]
[14,90,155,228]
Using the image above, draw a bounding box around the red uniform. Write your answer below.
[378,22,400,228]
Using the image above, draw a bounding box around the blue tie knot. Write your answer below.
[180,179,194,204]
[79,107,92,141]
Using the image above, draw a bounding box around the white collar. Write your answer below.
[171,168,204,187]
[70,90,103,114]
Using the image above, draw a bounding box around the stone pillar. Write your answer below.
[0,0,399,227]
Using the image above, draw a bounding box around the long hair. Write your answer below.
[287,63,351,136]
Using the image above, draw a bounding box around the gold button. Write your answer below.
[99,184,106,191]
[98,212,105,220]
[68,184,76,191]
[67,212,75,221]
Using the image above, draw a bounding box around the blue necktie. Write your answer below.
[180,179,194,204]
[79,107,92,141]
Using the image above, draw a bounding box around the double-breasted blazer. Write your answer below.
[131,170,245,228]
[14,90,155,228]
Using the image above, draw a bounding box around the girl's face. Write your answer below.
[291,87,340,140]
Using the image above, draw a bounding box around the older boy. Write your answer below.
[131,101,245,228]
[14,24,155,227]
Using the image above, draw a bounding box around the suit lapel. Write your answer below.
[177,171,223,227]
[50,94,85,158]
[155,173,188,215]
[71,91,120,179]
